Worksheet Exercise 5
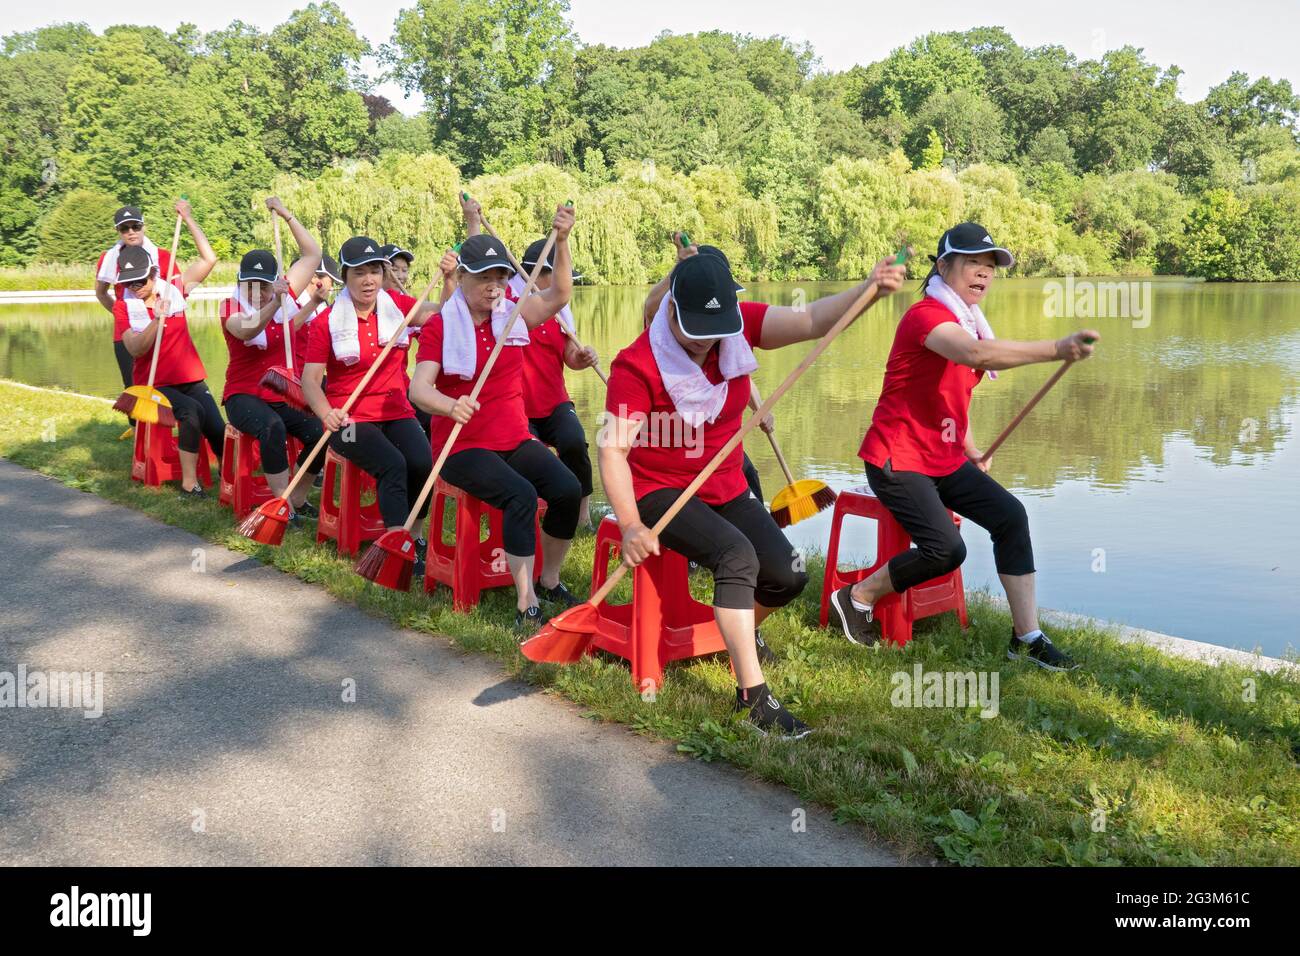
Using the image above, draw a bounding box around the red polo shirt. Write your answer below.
[522,316,572,419]
[605,301,767,506]
[302,292,419,423]
[859,296,984,476]
[220,295,294,404]
[99,246,174,327]
[111,278,206,387]
[415,308,534,455]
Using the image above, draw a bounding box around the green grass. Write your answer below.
[0,262,241,292]
[2,378,1297,866]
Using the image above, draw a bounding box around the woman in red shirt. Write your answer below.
[302,236,441,570]
[221,197,326,518]
[829,223,1098,672]
[113,199,220,497]
[96,204,175,389]
[409,205,580,632]
[601,252,907,738]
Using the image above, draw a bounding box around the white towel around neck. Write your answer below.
[507,273,576,332]
[97,236,161,284]
[438,287,531,380]
[647,292,756,428]
[925,273,998,380]
[124,277,185,333]
[230,288,291,349]
[328,287,409,366]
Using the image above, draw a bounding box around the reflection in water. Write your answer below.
[2,279,1298,654]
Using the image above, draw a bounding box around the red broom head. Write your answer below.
[811,485,838,512]
[355,529,416,591]
[260,367,308,411]
[154,404,177,429]
[519,603,600,663]
[111,391,136,415]
[238,497,291,545]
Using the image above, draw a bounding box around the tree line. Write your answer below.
[4,2,1299,281]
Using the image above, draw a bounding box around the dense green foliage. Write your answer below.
[3,8,1298,279]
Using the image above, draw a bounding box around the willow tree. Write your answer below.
[815,151,911,278]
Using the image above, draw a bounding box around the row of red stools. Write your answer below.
[132,423,966,688]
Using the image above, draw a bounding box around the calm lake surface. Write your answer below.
[2,278,1298,656]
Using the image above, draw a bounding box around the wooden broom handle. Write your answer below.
[477,208,609,386]
[978,360,1074,464]
[587,270,895,608]
[273,214,294,371]
[748,384,796,486]
[144,211,184,390]
[399,232,558,533]
[277,275,442,503]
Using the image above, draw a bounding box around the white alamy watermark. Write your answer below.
[0,665,104,718]
[597,408,705,457]
[50,886,150,936]
[890,664,999,718]
[1043,275,1151,328]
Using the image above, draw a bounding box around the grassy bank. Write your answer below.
[2,379,1297,866]
[0,262,242,292]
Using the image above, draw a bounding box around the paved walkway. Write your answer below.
[0,459,897,865]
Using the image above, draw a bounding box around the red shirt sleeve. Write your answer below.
[304,307,332,364]
[605,352,652,420]
[740,301,768,349]
[415,313,444,365]
[112,300,130,340]
[905,301,957,350]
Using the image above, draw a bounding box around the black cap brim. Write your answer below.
[672,296,743,340]
[459,257,515,275]
[941,245,1015,268]
[114,264,153,285]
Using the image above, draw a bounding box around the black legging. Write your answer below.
[328,417,432,528]
[528,401,593,497]
[865,459,1034,592]
[741,452,763,502]
[113,340,133,390]
[439,440,581,556]
[158,381,225,458]
[224,393,326,475]
[636,487,807,610]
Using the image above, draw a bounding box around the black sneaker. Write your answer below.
[414,537,428,562]
[292,500,318,519]
[178,485,206,501]
[737,686,811,740]
[413,555,426,582]
[754,628,776,665]
[1007,630,1080,671]
[829,585,879,646]
[537,581,580,609]
[313,471,323,489]
[514,605,543,635]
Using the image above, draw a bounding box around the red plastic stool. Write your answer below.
[315,447,386,557]
[588,516,726,692]
[218,424,304,518]
[819,485,969,646]
[130,423,215,488]
[425,477,546,611]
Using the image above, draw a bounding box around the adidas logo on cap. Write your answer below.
[485,247,498,255]
[364,245,375,253]
[982,235,992,243]
[705,297,721,309]
[254,262,265,270]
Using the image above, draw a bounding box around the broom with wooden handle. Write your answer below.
[111,207,184,428]
[751,383,836,527]
[466,193,608,385]
[258,212,308,410]
[977,336,1097,466]
[355,224,563,590]
[236,274,443,546]
[521,246,911,664]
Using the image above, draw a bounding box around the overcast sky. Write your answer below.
[22,0,1300,115]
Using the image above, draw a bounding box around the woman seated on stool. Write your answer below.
[409,204,581,633]
[301,236,440,572]
[113,198,221,498]
[829,223,1097,671]
[601,252,907,738]
[220,197,326,518]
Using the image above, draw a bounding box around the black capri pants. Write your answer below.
[158,381,225,458]
[328,416,432,529]
[741,452,764,502]
[224,393,326,476]
[865,459,1034,593]
[528,401,593,497]
[636,488,807,611]
[439,439,581,556]
[113,340,134,390]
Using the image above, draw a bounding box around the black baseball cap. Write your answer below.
[381,243,414,265]
[669,254,742,340]
[457,234,515,275]
[114,245,154,285]
[318,254,341,282]
[932,222,1015,268]
[521,237,582,280]
[114,205,143,229]
[237,249,279,283]
[338,236,389,270]
[696,244,744,292]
